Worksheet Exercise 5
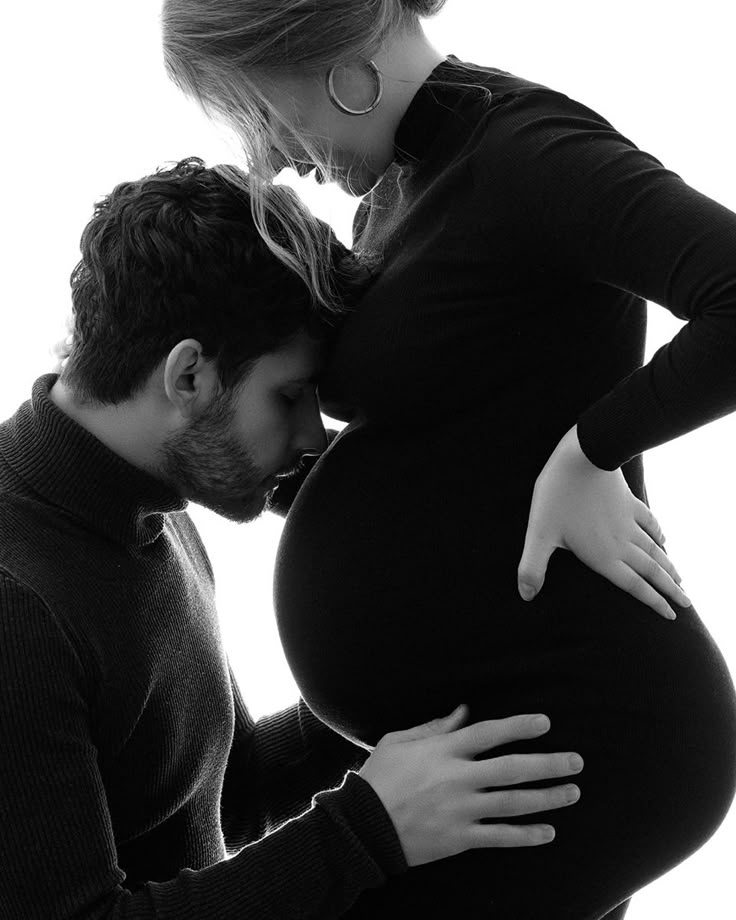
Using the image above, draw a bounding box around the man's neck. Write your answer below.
[49,379,163,476]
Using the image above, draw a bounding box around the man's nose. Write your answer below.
[294,395,328,458]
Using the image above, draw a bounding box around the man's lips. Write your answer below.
[262,461,304,491]
[275,462,303,480]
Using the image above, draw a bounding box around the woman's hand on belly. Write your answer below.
[518,424,692,619]
[359,706,584,867]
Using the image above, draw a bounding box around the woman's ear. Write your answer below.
[162,339,219,418]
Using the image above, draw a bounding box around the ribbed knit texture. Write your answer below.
[0,376,406,919]
[274,59,736,917]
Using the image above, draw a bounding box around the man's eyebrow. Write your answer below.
[287,374,320,386]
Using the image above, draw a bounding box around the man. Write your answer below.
[0,158,583,919]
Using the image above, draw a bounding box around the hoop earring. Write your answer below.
[326,60,384,116]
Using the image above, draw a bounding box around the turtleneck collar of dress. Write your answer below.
[393,55,495,168]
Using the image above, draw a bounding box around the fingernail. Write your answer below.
[565,785,581,802]
[533,715,550,732]
[519,583,537,602]
[569,755,584,772]
[541,825,556,841]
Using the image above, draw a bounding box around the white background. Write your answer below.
[1,2,734,915]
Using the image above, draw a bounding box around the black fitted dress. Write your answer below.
[275,59,736,918]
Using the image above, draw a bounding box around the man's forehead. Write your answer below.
[255,335,323,381]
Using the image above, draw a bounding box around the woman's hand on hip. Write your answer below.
[359,706,583,866]
[517,424,691,619]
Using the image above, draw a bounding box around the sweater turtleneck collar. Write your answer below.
[1,375,186,548]
[393,55,496,168]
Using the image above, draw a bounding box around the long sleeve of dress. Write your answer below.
[477,88,736,470]
[0,574,405,920]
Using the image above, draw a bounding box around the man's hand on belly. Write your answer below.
[359,707,584,866]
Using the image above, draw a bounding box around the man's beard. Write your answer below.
[158,393,269,523]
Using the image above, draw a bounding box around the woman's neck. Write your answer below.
[372,25,446,143]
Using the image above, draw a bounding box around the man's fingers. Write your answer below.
[468,823,556,848]
[469,752,584,788]
[381,704,469,744]
[450,713,551,757]
[417,704,470,737]
[468,784,581,819]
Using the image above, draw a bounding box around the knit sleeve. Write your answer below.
[0,573,128,916]
[147,772,406,918]
[0,575,405,920]
[221,678,371,848]
[479,88,736,470]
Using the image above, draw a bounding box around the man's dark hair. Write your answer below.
[63,157,360,403]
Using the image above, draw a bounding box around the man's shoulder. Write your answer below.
[0,500,78,655]
[165,509,215,582]
[0,482,132,617]
[0,485,88,543]
[0,487,61,544]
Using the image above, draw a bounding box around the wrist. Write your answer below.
[556,425,601,471]
[315,772,408,877]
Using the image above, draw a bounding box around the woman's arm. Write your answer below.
[487,90,736,610]
[499,89,736,462]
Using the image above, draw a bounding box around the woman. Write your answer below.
[162,1,736,917]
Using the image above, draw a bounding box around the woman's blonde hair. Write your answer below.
[161,0,447,313]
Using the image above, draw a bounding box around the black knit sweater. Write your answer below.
[0,375,406,920]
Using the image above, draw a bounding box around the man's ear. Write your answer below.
[163,339,219,418]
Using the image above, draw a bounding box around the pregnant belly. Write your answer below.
[275,424,736,917]
[276,423,533,738]
[275,423,736,759]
